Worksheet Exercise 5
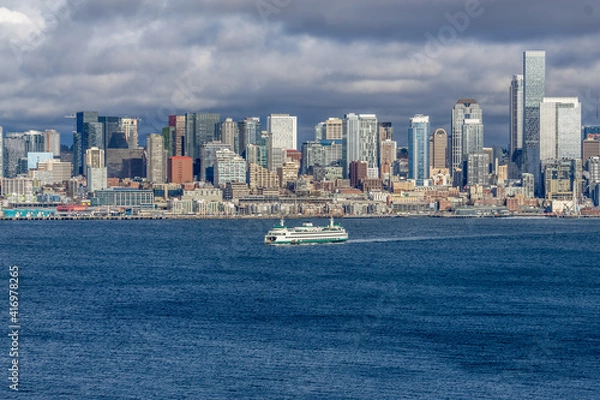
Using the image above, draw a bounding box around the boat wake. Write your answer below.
[347,233,509,244]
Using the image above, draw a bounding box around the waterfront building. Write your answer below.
[523,50,546,195]
[167,156,193,184]
[91,188,154,208]
[146,134,167,184]
[1,177,34,202]
[539,98,581,162]
[267,114,297,150]
[408,114,430,186]
[509,74,524,167]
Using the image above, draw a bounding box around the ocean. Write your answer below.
[1,217,599,399]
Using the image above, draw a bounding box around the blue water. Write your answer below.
[1,218,600,399]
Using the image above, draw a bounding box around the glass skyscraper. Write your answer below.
[408,114,430,185]
[451,99,483,175]
[510,74,524,166]
[523,50,546,194]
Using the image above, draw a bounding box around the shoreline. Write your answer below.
[1,213,598,221]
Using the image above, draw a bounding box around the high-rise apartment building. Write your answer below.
[430,128,448,170]
[85,147,107,193]
[539,97,581,163]
[408,114,430,185]
[214,149,246,186]
[267,114,297,150]
[510,74,524,166]
[523,50,546,194]
[344,113,378,178]
[146,134,166,184]
[220,118,239,154]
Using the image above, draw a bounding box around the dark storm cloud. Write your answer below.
[1,0,600,147]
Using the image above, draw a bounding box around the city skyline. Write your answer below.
[1,1,600,148]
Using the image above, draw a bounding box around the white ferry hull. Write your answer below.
[264,217,348,245]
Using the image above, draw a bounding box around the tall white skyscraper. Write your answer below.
[510,74,524,165]
[267,114,297,150]
[343,113,378,178]
[539,97,582,162]
[408,115,430,185]
[523,50,546,194]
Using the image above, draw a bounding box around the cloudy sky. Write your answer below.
[1,0,599,147]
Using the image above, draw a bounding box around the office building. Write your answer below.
[267,114,297,150]
[430,128,448,170]
[408,114,430,185]
[168,156,194,184]
[451,99,483,177]
[539,97,581,163]
[120,118,139,149]
[106,148,145,179]
[509,74,524,166]
[379,139,397,180]
[74,111,101,176]
[27,152,54,170]
[168,115,186,156]
[0,126,3,179]
[37,159,72,184]
[146,134,167,184]
[238,117,262,156]
[349,160,368,188]
[583,139,600,164]
[523,50,546,194]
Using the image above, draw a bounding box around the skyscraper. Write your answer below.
[168,115,186,156]
[238,117,262,156]
[451,99,483,174]
[43,129,61,157]
[267,114,297,150]
[408,114,430,185]
[509,74,524,166]
[220,118,239,154]
[75,111,101,176]
[85,147,107,193]
[344,113,378,178]
[539,97,582,162]
[430,128,448,170]
[146,134,166,184]
[523,50,546,194]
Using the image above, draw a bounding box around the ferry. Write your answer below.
[264,216,348,245]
